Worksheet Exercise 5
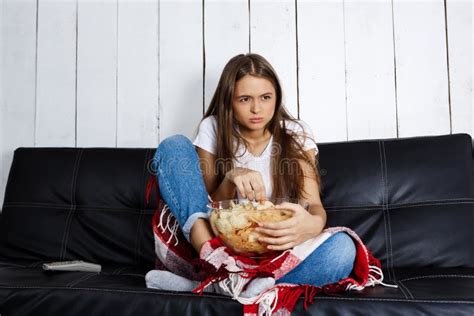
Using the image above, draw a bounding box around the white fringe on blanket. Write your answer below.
[149,197,398,316]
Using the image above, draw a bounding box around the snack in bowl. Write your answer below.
[208,199,294,257]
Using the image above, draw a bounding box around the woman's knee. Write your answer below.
[155,134,193,160]
[157,134,193,153]
[331,232,356,272]
[150,135,194,175]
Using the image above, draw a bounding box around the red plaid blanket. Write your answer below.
[146,175,396,315]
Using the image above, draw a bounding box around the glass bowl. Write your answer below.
[208,198,309,257]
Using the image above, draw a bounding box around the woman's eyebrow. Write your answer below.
[235,92,273,98]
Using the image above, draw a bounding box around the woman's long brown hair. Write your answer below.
[202,53,322,200]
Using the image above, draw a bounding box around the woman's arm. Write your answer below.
[196,147,267,201]
[190,147,237,253]
[196,147,236,201]
[255,148,327,250]
[300,148,327,236]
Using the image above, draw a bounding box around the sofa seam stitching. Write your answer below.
[399,275,474,282]
[324,201,474,212]
[382,141,396,281]
[65,148,83,260]
[66,273,97,287]
[397,280,415,300]
[59,149,82,260]
[2,203,156,213]
[4,199,473,212]
[134,149,150,265]
[326,198,474,210]
[379,141,392,281]
[112,266,129,275]
[392,280,409,299]
[387,201,474,209]
[392,280,410,300]
[1,285,474,304]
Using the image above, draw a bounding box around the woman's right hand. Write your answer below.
[225,167,266,202]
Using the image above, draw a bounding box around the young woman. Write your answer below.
[150,53,355,288]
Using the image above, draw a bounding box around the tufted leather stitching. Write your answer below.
[397,274,474,300]
[1,285,474,304]
[134,149,151,265]
[379,141,394,281]
[3,203,156,214]
[327,201,474,213]
[111,266,129,275]
[387,201,474,209]
[59,149,83,260]
[324,198,474,210]
[382,141,396,281]
[399,274,474,282]
[67,273,98,287]
[5,199,473,212]
[27,261,44,268]
[396,280,415,300]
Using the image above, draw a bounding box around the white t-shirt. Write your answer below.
[192,115,318,199]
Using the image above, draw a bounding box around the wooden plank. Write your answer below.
[0,0,37,207]
[204,0,248,114]
[159,0,203,141]
[35,0,76,147]
[76,1,117,147]
[0,0,4,209]
[250,0,298,118]
[345,0,397,140]
[298,0,347,142]
[393,0,450,137]
[446,0,473,136]
[117,0,159,148]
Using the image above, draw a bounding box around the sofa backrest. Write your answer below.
[0,148,158,269]
[0,133,473,271]
[319,133,474,270]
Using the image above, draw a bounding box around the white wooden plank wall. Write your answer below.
[0,0,4,209]
[344,0,397,140]
[251,0,298,117]
[298,0,347,143]
[393,0,451,137]
[35,0,76,147]
[117,0,159,148]
[159,0,203,141]
[0,0,472,208]
[204,0,248,113]
[1,0,37,208]
[76,1,117,147]
[446,0,473,135]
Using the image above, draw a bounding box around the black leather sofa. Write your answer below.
[0,133,473,315]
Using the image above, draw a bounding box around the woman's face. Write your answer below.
[231,74,276,136]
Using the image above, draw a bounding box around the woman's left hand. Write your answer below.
[255,202,325,251]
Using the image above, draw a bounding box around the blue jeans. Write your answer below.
[152,135,356,287]
[151,134,210,242]
[275,232,356,286]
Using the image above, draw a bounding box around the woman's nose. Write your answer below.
[250,101,261,113]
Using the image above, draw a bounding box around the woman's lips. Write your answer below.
[249,118,264,123]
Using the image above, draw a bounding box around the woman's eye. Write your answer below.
[240,97,249,102]
[263,95,271,100]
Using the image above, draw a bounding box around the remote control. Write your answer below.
[42,260,101,273]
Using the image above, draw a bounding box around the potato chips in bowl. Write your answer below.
[208,199,295,257]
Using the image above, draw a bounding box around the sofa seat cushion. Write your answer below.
[0,260,147,290]
[393,267,474,301]
[0,258,241,315]
[1,259,473,315]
